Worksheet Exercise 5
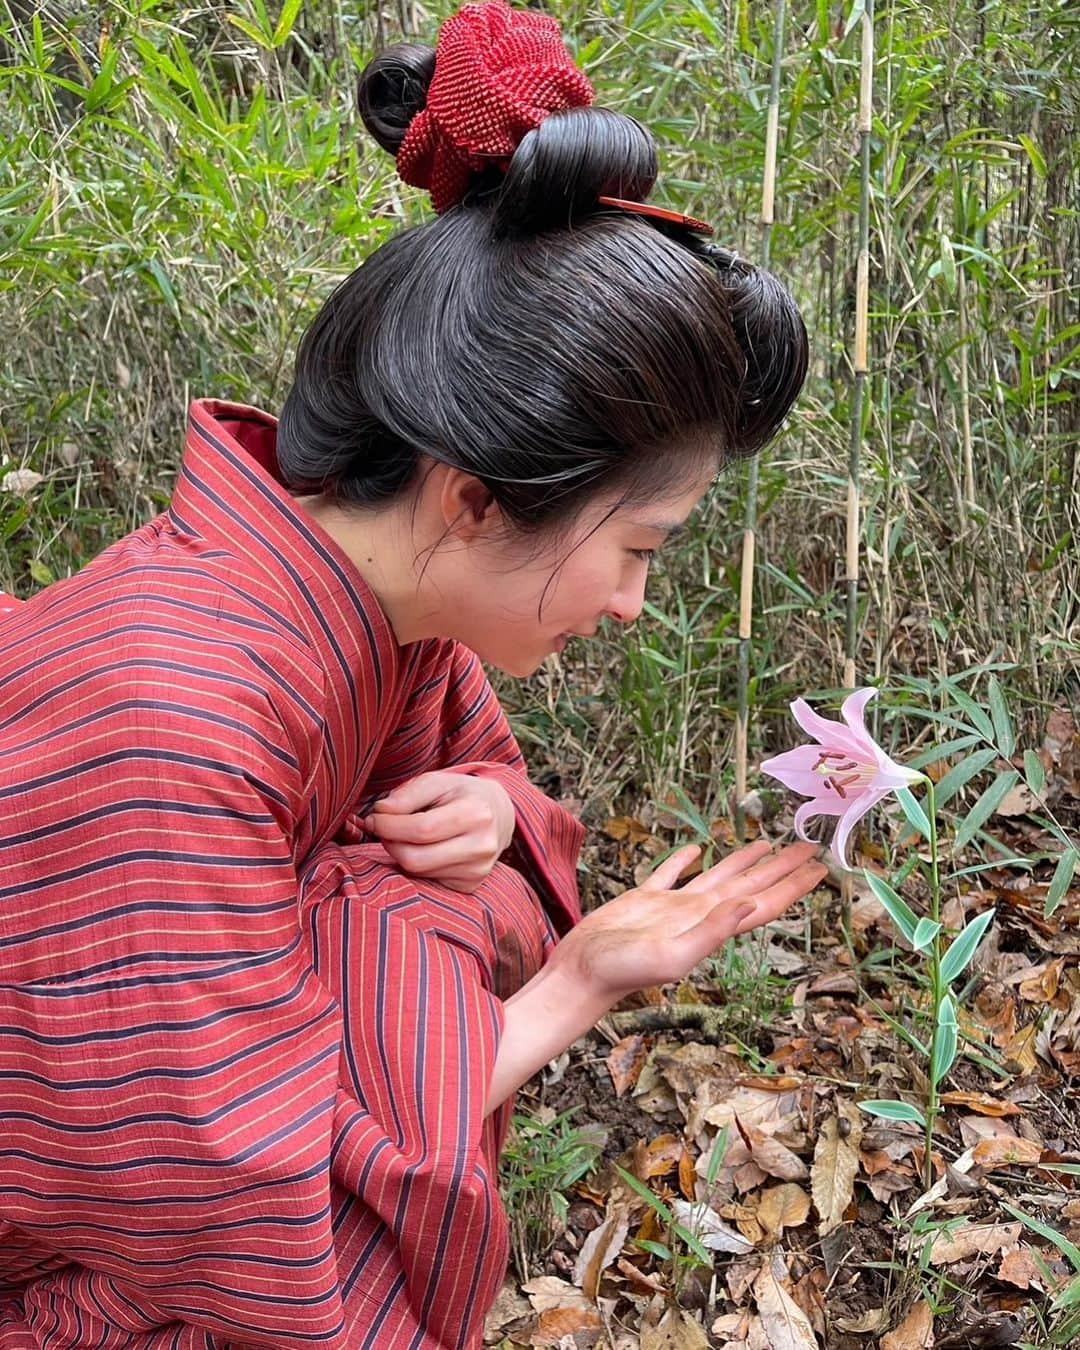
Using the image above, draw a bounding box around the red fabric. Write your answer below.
[0,400,584,1348]
[396,0,594,214]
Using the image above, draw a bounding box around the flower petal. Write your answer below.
[840,687,879,743]
[793,798,843,846]
[832,786,892,870]
[760,744,845,800]
[869,750,924,789]
[790,697,869,761]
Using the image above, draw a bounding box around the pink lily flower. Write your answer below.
[760,687,923,869]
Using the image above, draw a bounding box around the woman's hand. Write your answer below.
[362,771,516,893]
[549,839,826,1003]
[484,838,826,1114]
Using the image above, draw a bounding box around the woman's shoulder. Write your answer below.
[0,515,326,718]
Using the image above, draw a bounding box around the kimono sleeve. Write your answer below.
[0,663,348,1349]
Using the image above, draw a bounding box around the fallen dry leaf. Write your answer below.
[573,1202,630,1301]
[606,1034,649,1097]
[995,1245,1046,1291]
[521,1276,593,1312]
[529,1304,604,1345]
[643,1133,685,1179]
[737,1117,809,1182]
[937,1091,1022,1117]
[920,1220,1022,1265]
[811,1099,862,1235]
[880,1299,935,1349]
[670,1198,756,1253]
[757,1183,812,1240]
[972,1136,1043,1169]
[752,1254,818,1350]
[640,1306,710,1349]
[834,1307,889,1333]
[483,1277,533,1339]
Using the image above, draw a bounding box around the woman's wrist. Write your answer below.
[484,949,612,1116]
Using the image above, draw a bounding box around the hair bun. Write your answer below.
[357,43,437,157]
[491,106,658,236]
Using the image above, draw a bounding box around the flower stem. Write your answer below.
[923,777,942,1189]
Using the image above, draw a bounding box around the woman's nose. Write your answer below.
[605,572,648,627]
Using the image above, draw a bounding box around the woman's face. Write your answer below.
[451,464,717,677]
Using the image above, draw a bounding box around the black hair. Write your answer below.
[276,40,809,539]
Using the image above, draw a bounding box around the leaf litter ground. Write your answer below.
[485,708,1080,1349]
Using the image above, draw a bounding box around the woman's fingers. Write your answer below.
[721,840,822,894]
[644,845,702,891]
[692,838,773,882]
[731,859,828,929]
[679,858,826,958]
[367,802,467,843]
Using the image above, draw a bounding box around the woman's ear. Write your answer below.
[437,466,502,542]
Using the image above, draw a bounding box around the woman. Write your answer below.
[0,4,823,1346]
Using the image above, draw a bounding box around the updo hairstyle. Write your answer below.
[276,39,809,543]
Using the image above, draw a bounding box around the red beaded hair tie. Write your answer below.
[396,0,715,236]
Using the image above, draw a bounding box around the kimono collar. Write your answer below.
[169,399,402,701]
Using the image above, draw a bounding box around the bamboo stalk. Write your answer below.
[839,0,874,932]
[734,0,787,839]
[845,0,874,694]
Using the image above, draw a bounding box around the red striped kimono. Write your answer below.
[0,401,585,1349]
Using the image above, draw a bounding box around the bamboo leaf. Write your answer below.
[934,747,998,810]
[272,0,305,48]
[938,233,957,294]
[940,908,996,985]
[954,770,1020,850]
[896,786,932,840]
[987,676,1015,757]
[911,916,942,953]
[932,993,958,1084]
[1023,749,1047,797]
[1018,133,1047,180]
[857,1100,926,1126]
[947,687,996,744]
[863,871,919,944]
[1045,849,1079,919]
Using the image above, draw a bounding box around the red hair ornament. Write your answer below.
[597,196,714,235]
[395,1,716,237]
[396,0,595,215]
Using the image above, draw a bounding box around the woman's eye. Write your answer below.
[630,549,656,562]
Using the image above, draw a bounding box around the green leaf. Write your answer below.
[932,993,958,1084]
[954,770,1020,850]
[1002,1202,1080,1273]
[1023,749,1047,797]
[857,1099,926,1126]
[1045,849,1079,919]
[938,234,957,294]
[272,0,305,47]
[939,908,996,985]
[228,13,273,48]
[842,0,866,40]
[896,786,932,840]
[635,1238,673,1260]
[863,871,919,945]
[1018,133,1048,180]
[947,686,996,744]
[987,676,1015,757]
[934,747,998,810]
[911,916,942,953]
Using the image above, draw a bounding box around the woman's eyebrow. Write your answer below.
[645,522,687,539]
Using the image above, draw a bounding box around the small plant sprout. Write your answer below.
[761,687,996,1188]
